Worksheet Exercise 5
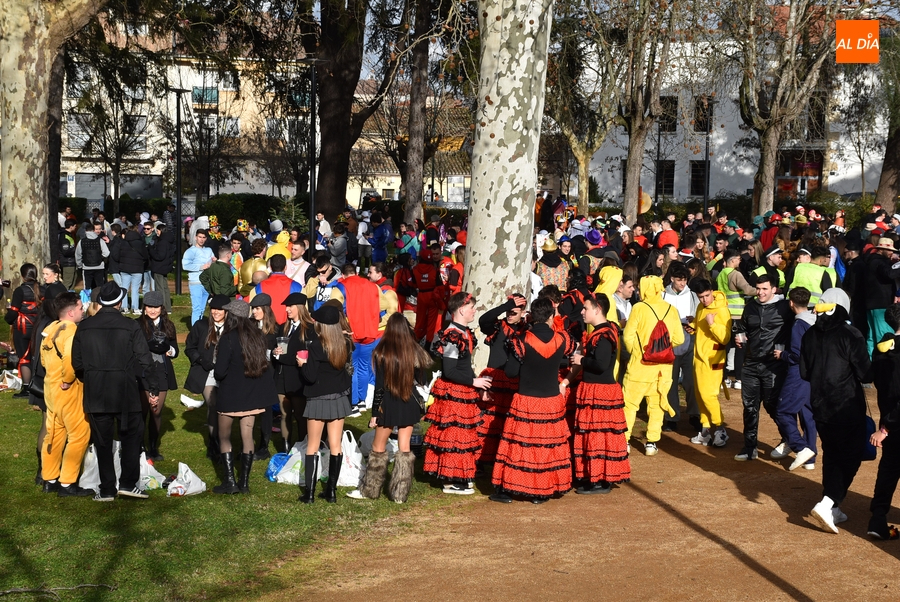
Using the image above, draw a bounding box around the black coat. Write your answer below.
[58,230,77,268]
[213,329,277,413]
[137,318,179,391]
[113,230,149,274]
[873,333,900,432]
[864,252,899,310]
[273,321,317,396]
[183,319,221,394]
[72,306,158,413]
[106,236,122,274]
[738,297,793,363]
[800,306,872,425]
[148,229,176,276]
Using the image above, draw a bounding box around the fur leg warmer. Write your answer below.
[359,451,389,499]
[389,451,416,504]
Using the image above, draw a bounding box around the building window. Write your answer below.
[659,96,678,133]
[67,114,90,149]
[123,21,148,36]
[222,117,240,138]
[690,160,708,197]
[66,64,90,99]
[382,189,395,200]
[694,97,711,133]
[220,71,238,91]
[126,115,148,151]
[659,159,675,196]
[192,87,218,105]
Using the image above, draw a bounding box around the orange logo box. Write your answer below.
[836,20,879,64]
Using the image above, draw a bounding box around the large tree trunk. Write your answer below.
[403,0,430,225]
[752,125,783,216]
[572,143,592,216]
[623,123,652,222]
[875,125,900,213]
[466,0,555,369]
[47,50,64,263]
[1,0,100,285]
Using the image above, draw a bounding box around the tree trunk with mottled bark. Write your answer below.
[573,145,592,216]
[403,0,430,225]
[622,123,652,222]
[875,126,900,213]
[0,0,101,285]
[752,125,782,217]
[466,0,555,368]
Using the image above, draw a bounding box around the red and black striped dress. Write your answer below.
[492,323,575,499]
[423,323,482,481]
[476,299,526,464]
[573,322,631,484]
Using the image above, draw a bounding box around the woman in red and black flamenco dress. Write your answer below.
[568,294,631,494]
[475,294,528,466]
[491,297,575,504]
[424,292,493,495]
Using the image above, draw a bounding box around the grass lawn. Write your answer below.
[0,291,454,601]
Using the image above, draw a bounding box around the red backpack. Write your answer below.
[639,304,675,365]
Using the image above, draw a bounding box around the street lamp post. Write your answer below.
[703,98,717,215]
[171,88,190,295]
[298,57,328,238]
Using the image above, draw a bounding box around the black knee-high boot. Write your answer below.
[320,453,343,503]
[299,454,318,503]
[238,453,253,494]
[213,452,239,494]
[254,409,272,460]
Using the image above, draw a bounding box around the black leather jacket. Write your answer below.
[738,296,793,363]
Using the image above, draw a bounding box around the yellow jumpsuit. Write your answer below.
[693,291,732,428]
[264,230,292,261]
[41,320,90,485]
[622,276,685,443]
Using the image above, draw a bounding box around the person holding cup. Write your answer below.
[249,293,279,459]
[272,292,314,452]
[136,290,179,462]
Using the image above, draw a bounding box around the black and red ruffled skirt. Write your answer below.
[476,366,518,464]
[573,382,631,484]
[423,377,482,481]
[492,393,572,498]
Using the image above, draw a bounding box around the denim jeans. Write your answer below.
[143,270,154,293]
[120,273,142,313]
[189,283,209,325]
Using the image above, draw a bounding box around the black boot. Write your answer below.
[299,454,318,503]
[213,452,239,494]
[254,409,272,460]
[35,447,44,486]
[206,435,222,464]
[238,452,253,494]
[319,453,343,503]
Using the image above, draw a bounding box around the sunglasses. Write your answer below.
[317,269,329,275]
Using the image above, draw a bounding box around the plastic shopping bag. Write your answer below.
[78,441,122,492]
[166,462,207,496]
[139,452,167,491]
[0,370,22,392]
[266,453,290,482]
[323,430,364,488]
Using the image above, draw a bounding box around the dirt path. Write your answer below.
[255,392,900,601]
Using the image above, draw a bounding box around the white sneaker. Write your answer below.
[117,486,149,499]
[346,489,366,499]
[832,507,848,525]
[347,410,362,418]
[690,431,712,446]
[712,428,729,448]
[802,463,815,470]
[789,447,816,471]
[810,499,839,534]
[732,380,742,390]
[644,442,658,456]
[771,442,790,459]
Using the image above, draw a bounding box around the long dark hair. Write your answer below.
[205,309,225,349]
[372,314,433,400]
[20,263,41,309]
[138,307,177,341]
[223,312,268,378]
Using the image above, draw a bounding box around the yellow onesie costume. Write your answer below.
[693,290,732,428]
[594,266,623,327]
[265,230,292,261]
[622,276,684,443]
[41,320,90,485]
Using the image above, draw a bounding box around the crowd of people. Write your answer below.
[9,198,900,538]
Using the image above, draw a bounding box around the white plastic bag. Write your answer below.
[79,441,122,492]
[179,394,204,409]
[0,370,22,392]
[166,462,207,496]
[139,452,167,491]
[358,430,399,462]
[323,430,364,487]
[276,439,325,484]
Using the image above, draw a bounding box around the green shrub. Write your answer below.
[196,193,284,231]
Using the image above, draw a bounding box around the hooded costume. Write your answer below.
[693,290,732,431]
[774,308,817,465]
[621,276,685,445]
[265,230,292,261]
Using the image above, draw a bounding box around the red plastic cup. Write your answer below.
[296,350,309,360]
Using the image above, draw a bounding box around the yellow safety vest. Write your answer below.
[717,267,745,318]
[752,264,786,288]
[790,263,825,306]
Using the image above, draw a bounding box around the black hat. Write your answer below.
[764,244,784,258]
[98,282,125,306]
[311,304,341,325]
[249,293,272,307]
[209,294,231,310]
[281,292,308,306]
